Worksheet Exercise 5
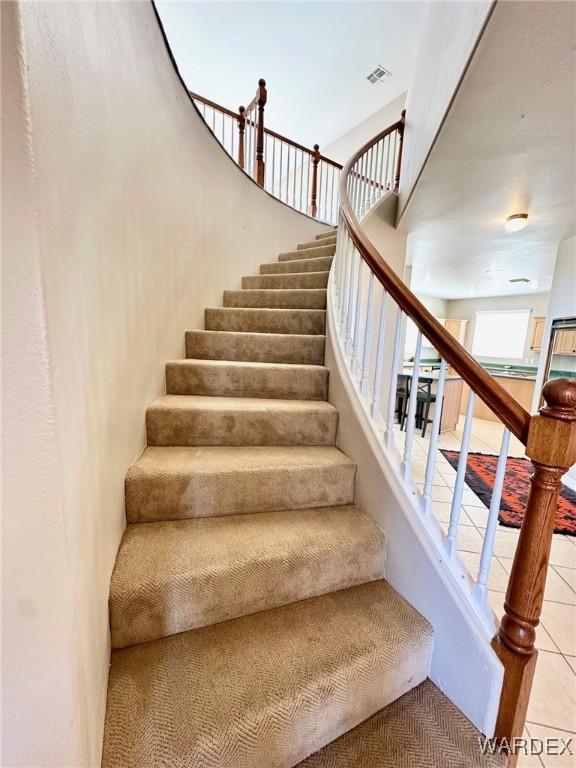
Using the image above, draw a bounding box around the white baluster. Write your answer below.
[346,249,361,358]
[444,391,476,557]
[360,272,375,395]
[473,428,511,606]
[371,287,388,420]
[401,331,423,480]
[341,236,354,338]
[351,260,364,376]
[421,358,448,516]
[385,308,404,449]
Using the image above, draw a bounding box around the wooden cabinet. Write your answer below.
[437,318,468,346]
[460,376,535,420]
[553,329,576,355]
[530,317,546,351]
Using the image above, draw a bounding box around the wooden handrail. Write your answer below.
[339,121,532,444]
[339,113,576,751]
[189,89,342,169]
[189,90,240,120]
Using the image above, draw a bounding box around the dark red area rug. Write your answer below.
[440,450,576,537]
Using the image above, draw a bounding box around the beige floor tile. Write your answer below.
[463,504,490,527]
[555,566,576,592]
[550,539,576,569]
[498,560,576,605]
[528,651,576,731]
[462,488,486,507]
[454,525,485,554]
[482,528,521,559]
[517,726,546,768]
[540,602,576,656]
[525,723,576,768]
[458,551,510,592]
[431,500,455,523]
[430,485,455,503]
[565,656,576,675]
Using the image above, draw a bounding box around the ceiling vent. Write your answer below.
[366,65,392,84]
[509,277,531,284]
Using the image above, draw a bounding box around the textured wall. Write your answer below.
[1,2,326,765]
[398,0,493,220]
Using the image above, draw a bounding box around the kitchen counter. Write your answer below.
[400,367,462,381]
[399,368,463,433]
[485,369,537,381]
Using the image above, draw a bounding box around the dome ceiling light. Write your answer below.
[505,213,529,233]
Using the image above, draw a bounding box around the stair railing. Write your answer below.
[332,112,576,746]
[190,79,342,224]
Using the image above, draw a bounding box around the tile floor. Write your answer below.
[392,415,576,767]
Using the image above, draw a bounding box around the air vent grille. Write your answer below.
[366,65,392,84]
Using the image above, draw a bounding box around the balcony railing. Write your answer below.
[190,79,342,224]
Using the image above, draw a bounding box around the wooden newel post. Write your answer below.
[393,109,406,192]
[310,144,321,218]
[237,106,246,170]
[256,79,267,187]
[492,377,576,746]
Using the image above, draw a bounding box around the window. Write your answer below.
[471,309,531,359]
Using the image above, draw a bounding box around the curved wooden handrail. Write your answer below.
[339,123,532,444]
[189,89,342,169]
[189,90,240,120]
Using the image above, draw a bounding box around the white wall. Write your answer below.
[447,293,550,363]
[1,3,326,766]
[322,92,406,167]
[398,0,494,220]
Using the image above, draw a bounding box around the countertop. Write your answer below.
[486,370,537,381]
[400,368,462,381]
[403,361,538,382]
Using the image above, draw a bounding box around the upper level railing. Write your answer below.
[332,113,576,747]
[190,79,342,224]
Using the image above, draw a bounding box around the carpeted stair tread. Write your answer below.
[297,680,505,767]
[185,330,325,364]
[125,445,356,522]
[102,580,433,768]
[260,255,333,274]
[205,307,326,335]
[109,504,386,647]
[279,244,335,262]
[223,288,326,309]
[165,359,328,400]
[146,395,338,446]
[242,271,329,289]
[316,229,337,240]
[297,236,337,250]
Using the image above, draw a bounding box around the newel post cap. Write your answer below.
[527,378,576,469]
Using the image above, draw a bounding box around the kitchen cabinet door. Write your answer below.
[553,329,576,355]
[530,317,546,351]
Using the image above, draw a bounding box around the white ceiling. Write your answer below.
[403,0,576,300]
[155,1,428,150]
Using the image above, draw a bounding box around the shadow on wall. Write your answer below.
[1,1,328,765]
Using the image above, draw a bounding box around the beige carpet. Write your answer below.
[102,228,494,767]
[297,680,506,768]
[103,582,433,768]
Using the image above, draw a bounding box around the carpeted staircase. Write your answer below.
[102,230,504,768]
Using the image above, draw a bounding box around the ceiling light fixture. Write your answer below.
[505,213,528,233]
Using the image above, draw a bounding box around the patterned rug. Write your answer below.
[440,450,576,537]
